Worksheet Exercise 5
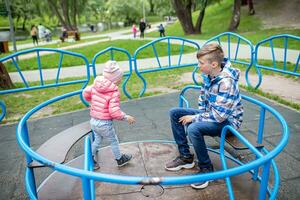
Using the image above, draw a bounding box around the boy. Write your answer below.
[165,43,243,189]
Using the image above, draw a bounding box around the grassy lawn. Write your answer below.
[1,36,109,59]
[4,39,197,72]
[146,0,300,49]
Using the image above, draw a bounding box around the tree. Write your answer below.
[153,0,175,18]
[171,0,208,35]
[47,0,84,30]
[106,0,149,25]
[0,62,14,89]
[228,0,241,32]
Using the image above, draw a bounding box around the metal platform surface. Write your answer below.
[38,142,260,200]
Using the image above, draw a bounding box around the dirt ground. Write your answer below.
[254,0,300,29]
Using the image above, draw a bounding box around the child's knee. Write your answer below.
[169,107,181,118]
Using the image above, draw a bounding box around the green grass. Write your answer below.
[1,36,109,59]
[240,85,300,110]
[146,0,300,49]
[3,39,197,72]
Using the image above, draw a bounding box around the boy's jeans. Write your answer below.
[90,118,122,160]
[169,107,230,169]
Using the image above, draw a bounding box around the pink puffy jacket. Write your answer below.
[82,76,125,120]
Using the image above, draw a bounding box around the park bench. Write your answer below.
[60,30,80,42]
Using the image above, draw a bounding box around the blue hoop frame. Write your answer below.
[133,36,200,97]
[16,86,288,200]
[91,46,133,99]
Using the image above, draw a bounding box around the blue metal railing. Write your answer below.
[1,33,295,199]
[0,48,91,122]
[133,36,200,97]
[15,86,289,200]
[91,46,133,99]
[246,34,300,89]
[178,85,289,200]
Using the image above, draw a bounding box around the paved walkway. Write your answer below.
[0,90,299,199]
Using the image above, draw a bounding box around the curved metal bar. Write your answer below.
[0,48,90,121]
[203,32,262,89]
[0,101,6,124]
[91,46,133,99]
[253,34,300,89]
[133,36,200,97]
[16,90,287,187]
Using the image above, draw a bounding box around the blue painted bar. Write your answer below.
[258,161,271,200]
[168,38,171,67]
[36,51,44,86]
[269,40,277,69]
[228,34,231,60]
[283,37,288,71]
[12,57,29,88]
[294,53,300,72]
[178,40,185,66]
[152,44,162,68]
[0,101,6,122]
[234,38,241,61]
[55,53,64,84]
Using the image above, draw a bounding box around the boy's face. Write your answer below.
[197,55,218,75]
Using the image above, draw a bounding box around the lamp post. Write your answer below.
[142,0,146,22]
[4,0,17,52]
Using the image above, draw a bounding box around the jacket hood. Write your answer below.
[93,76,118,93]
[219,60,240,81]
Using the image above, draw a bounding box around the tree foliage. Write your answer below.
[105,0,149,25]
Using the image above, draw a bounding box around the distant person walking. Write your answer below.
[30,25,38,46]
[158,24,165,37]
[38,23,46,41]
[132,23,137,38]
[139,18,146,38]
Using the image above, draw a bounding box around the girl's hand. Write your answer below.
[126,115,135,124]
[179,115,194,125]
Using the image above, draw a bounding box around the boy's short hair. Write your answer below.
[197,43,224,66]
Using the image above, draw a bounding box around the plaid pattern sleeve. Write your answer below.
[198,86,207,111]
[193,77,243,129]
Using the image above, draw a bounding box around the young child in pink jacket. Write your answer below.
[83,60,135,170]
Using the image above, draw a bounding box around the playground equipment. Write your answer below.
[0,33,297,199]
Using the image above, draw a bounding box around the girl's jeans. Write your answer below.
[90,118,122,160]
[169,107,230,169]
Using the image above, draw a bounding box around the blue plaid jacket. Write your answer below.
[192,61,243,129]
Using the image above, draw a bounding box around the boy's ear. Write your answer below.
[211,61,219,69]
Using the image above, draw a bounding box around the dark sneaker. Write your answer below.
[93,157,100,170]
[165,155,195,171]
[191,165,214,189]
[116,154,132,167]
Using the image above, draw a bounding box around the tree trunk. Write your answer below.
[0,62,14,89]
[149,0,154,14]
[72,0,77,30]
[22,16,27,30]
[49,0,67,28]
[228,0,241,32]
[195,0,208,34]
[172,0,196,35]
